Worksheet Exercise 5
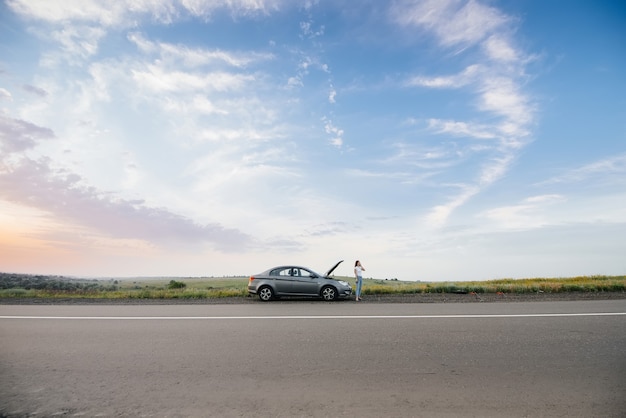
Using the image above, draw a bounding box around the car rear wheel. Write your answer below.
[321,286,338,301]
[258,286,274,301]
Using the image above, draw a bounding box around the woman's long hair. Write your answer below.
[355,260,360,267]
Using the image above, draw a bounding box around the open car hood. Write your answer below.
[324,260,344,277]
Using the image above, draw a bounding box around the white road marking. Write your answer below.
[1,312,625,320]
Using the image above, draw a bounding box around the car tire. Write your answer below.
[321,286,338,301]
[258,286,274,301]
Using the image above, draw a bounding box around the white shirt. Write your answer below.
[355,265,363,277]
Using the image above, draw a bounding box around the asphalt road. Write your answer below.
[1,300,625,417]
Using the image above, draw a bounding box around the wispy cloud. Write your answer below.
[22,84,49,97]
[346,168,429,185]
[425,185,479,227]
[128,32,274,69]
[131,65,255,93]
[328,85,337,103]
[481,194,565,230]
[478,77,533,136]
[322,117,344,148]
[2,1,311,256]
[0,113,54,153]
[406,65,480,88]
[6,0,283,26]
[540,154,626,185]
[391,0,510,48]
[427,118,496,140]
[478,154,514,185]
[483,34,520,63]
[392,0,535,227]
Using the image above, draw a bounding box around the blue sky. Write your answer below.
[0,0,624,281]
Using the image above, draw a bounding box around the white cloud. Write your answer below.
[414,69,533,146]
[328,86,336,103]
[22,85,49,97]
[51,25,106,59]
[162,95,228,116]
[346,168,418,184]
[406,64,480,88]
[481,194,566,230]
[424,185,479,228]
[300,19,325,39]
[7,0,283,26]
[391,0,510,48]
[478,154,514,185]
[132,65,254,93]
[483,35,519,63]
[322,117,343,148]
[541,154,626,185]
[128,32,274,69]
[0,112,55,153]
[7,0,134,26]
[181,0,282,18]
[427,118,496,139]
[478,76,533,130]
[0,88,12,101]
[195,127,276,143]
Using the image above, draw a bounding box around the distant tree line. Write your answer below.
[0,273,118,291]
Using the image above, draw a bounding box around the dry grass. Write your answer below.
[1,275,624,299]
[361,275,626,295]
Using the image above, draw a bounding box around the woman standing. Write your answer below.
[354,260,365,301]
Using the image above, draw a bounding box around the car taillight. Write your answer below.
[249,276,255,282]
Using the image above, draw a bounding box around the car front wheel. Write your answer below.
[258,286,274,301]
[321,286,338,301]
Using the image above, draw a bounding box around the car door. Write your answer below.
[271,267,296,294]
[290,268,319,295]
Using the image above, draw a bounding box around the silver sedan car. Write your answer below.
[248,260,351,301]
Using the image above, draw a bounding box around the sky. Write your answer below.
[0,0,624,281]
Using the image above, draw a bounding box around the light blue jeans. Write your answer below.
[355,276,363,298]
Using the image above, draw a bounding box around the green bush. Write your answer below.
[167,280,186,289]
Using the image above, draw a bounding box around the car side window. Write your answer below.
[269,267,313,277]
[300,269,315,278]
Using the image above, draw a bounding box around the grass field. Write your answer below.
[1,274,624,300]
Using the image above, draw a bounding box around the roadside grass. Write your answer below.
[362,275,626,295]
[0,287,249,300]
[0,275,624,300]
